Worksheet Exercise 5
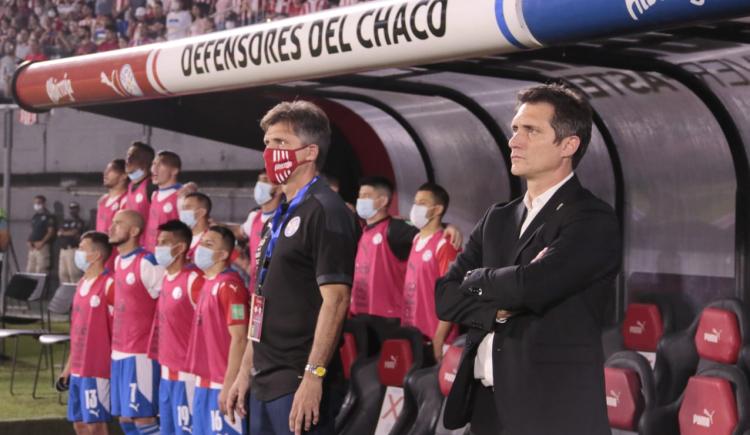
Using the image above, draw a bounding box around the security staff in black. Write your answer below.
[226,101,358,435]
[58,201,85,283]
[27,194,56,273]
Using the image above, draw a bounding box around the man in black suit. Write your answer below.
[436,84,621,435]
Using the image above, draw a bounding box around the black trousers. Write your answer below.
[469,383,503,435]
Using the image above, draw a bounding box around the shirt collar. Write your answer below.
[121,247,143,259]
[159,183,182,191]
[522,172,574,214]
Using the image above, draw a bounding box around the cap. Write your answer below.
[68,201,80,209]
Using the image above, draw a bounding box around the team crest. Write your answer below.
[163,202,173,213]
[172,287,183,300]
[135,193,144,203]
[373,233,383,245]
[126,272,136,285]
[285,216,301,237]
[422,250,433,262]
[90,295,101,308]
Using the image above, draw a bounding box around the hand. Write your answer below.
[496,310,514,322]
[218,384,229,415]
[289,375,322,435]
[225,372,251,423]
[178,182,198,198]
[432,339,445,363]
[56,367,70,392]
[443,224,463,250]
[532,247,549,263]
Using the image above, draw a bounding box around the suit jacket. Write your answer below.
[436,176,621,435]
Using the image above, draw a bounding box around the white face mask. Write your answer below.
[33,203,43,212]
[179,209,197,228]
[409,204,432,229]
[356,198,378,220]
[154,245,176,267]
[74,249,91,272]
[254,181,273,206]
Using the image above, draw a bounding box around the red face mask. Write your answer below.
[263,145,311,185]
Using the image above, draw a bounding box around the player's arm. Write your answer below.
[226,339,253,421]
[220,324,248,414]
[218,281,249,415]
[432,240,459,361]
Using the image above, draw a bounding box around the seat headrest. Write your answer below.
[340,332,357,380]
[678,376,739,435]
[622,303,664,352]
[377,339,414,387]
[694,308,741,364]
[604,367,644,431]
[438,345,463,397]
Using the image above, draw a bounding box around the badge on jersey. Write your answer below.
[248,294,265,343]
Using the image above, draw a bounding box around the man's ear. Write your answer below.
[306,144,319,164]
[433,204,445,219]
[561,136,581,159]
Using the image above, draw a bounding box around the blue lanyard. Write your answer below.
[257,176,318,293]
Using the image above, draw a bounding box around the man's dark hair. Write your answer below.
[79,25,91,36]
[110,158,126,173]
[359,176,393,195]
[185,192,212,216]
[209,225,235,253]
[129,141,155,168]
[34,195,46,203]
[517,84,593,168]
[417,182,450,216]
[81,231,113,260]
[260,100,331,169]
[156,150,182,171]
[158,219,192,247]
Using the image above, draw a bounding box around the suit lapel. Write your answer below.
[512,176,581,264]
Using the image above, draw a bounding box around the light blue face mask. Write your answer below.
[254,181,273,206]
[154,245,175,267]
[356,198,378,220]
[194,245,215,271]
[179,209,197,228]
[74,249,91,272]
[128,168,145,181]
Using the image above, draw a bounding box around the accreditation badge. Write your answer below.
[248,294,265,342]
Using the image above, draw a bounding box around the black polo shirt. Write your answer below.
[29,211,56,242]
[59,217,84,249]
[252,178,358,401]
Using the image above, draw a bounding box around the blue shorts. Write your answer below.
[67,375,112,424]
[111,354,160,418]
[193,386,246,435]
[159,376,195,435]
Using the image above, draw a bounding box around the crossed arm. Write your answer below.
[436,207,621,331]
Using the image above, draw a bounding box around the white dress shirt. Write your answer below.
[473,172,574,387]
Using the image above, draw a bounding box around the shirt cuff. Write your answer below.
[316,274,352,287]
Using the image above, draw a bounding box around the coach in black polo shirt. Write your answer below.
[226,101,358,435]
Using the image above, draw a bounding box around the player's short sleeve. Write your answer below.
[217,279,249,326]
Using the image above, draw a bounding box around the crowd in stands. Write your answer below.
[0,0,370,98]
